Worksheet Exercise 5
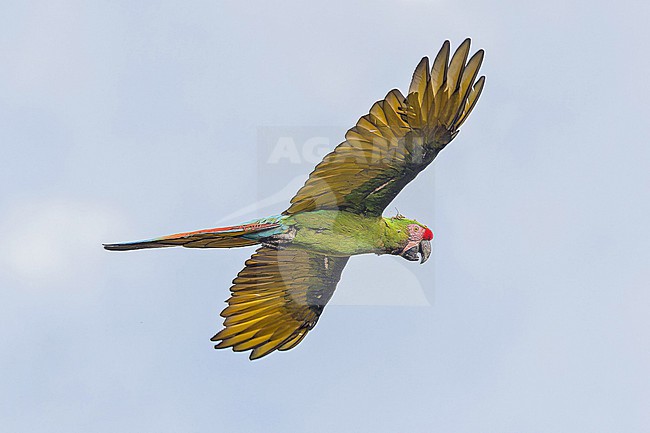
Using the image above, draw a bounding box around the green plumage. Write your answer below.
[286,210,423,257]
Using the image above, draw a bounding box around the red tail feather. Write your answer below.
[104,222,281,251]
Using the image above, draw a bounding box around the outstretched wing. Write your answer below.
[285,39,485,216]
[211,247,349,360]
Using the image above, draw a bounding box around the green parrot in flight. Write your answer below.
[105,39,485,360]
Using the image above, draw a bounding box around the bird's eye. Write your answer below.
[414,227,418,231]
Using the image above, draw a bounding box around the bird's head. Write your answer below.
[398,223,433,264]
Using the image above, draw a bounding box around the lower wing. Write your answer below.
[212,246,350,360]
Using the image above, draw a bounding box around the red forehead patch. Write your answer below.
[423,227,433,240]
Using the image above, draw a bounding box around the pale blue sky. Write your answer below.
[1,1,649,432]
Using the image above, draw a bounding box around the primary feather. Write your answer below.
[285,38,484,216]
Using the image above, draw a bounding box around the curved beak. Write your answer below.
[419,240,431,264]
[401,239,432,263]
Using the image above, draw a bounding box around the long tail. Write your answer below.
[103,218,284,251]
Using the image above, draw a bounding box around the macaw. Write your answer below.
[105,39,485,360]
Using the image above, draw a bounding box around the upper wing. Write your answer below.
[211,246,349,360]
[284,39,485,216]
